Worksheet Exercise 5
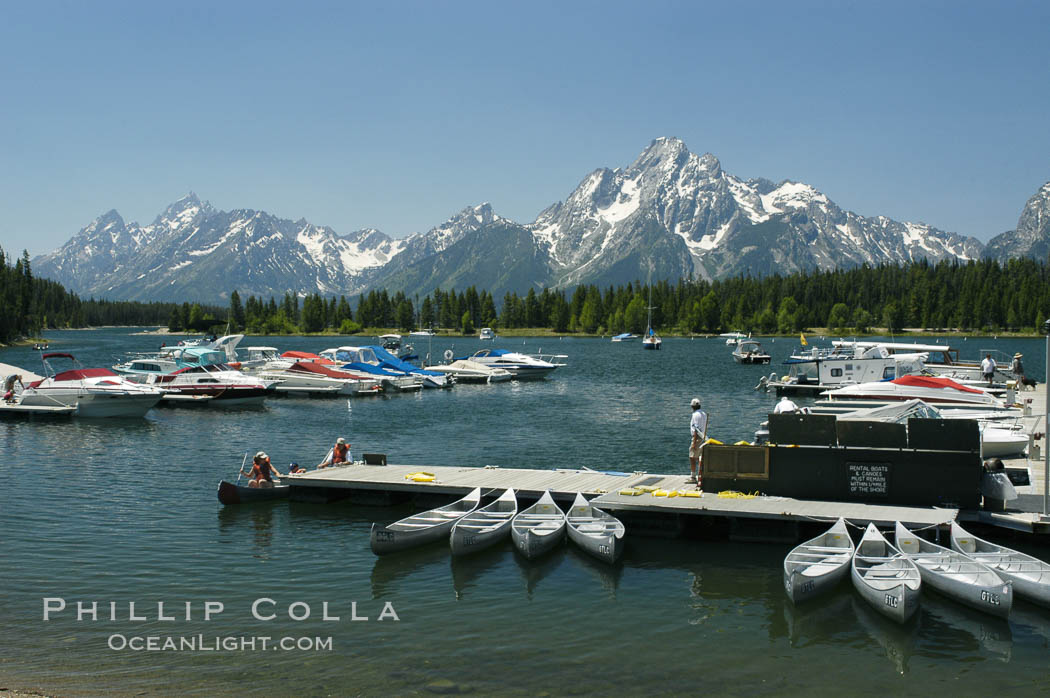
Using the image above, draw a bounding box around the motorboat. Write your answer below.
[721,331,747,346]
[833,341,1017,384]
[319,347,424,392]
[379,333,402,351]
[253,361,383,396]
[363,345,451,388]
[835,399,1026,458]
[764,342,928,396]
[148,365,275,406]
[18,353,165,418]
[479,327,497,341]
[409,329,436,337]
[823,375,1005,407]
[459,348,566,380]
[115,344,231,377]
[610,333,636,342]
[732,340,771,365]
[421,359,512,383]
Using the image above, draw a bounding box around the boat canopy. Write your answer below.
[838,399,943,422]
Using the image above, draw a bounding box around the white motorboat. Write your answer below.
[254,361,383,396]
[721,331,747,346]
[319,347,424,391]
[478,327,497,341]
[833,341,1017,384]
[461,349,566,380]
[409,329,436,337]
[833,399,1026,458]
[732,340,771,365]
[19,353,165,418]
[610,333,637,342]
[823,375,1004,407]
[148,365,275,406]
[767,343,928,396]
[421,359,512,383]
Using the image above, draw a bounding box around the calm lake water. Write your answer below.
[2,330,1049,695]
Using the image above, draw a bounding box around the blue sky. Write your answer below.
[2,0,1048,257]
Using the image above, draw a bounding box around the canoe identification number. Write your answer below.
[884,594,899,608]
[981,590,1001,605]
[598,544,610,555]
[375,531,396,543]
[799,581,815,595]
[463,535,477,546]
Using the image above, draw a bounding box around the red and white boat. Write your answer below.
[148,365,275,406]
[822,375,1004,407]
[19,353,165,418]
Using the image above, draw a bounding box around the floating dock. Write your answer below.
[290,382,1050,541]
[0,401,75,417]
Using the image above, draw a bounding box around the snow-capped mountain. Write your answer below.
[33,140,1039,304]
[34,193,405,302]
[532,137,983,285]
[984,182,1050,262]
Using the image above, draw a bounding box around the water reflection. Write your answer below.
[918,598,1013,662]
[217,502,276,556]
[450,544,509,599]
[370,544,451,599]
[511,545,567,597]
[852,595,919,674]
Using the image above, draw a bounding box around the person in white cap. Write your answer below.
[242,451,283,488]
[318,437,351,468]
[688,398,708,486]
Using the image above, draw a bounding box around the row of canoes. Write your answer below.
[370,488,626,564]
[784,518,1050,623]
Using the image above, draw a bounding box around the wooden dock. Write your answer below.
[290,462,957,535]
[0,402,75,416]
[288,381,1050,540]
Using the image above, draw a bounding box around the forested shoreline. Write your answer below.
[3,244,1048,344]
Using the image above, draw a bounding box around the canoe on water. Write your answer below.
[370,487,482,555]
[216,479,290,505]
[950,521,1050,608]
[783,517,854,604]
[511,490,567,560]
[449,488,518,556]
[851,522,922,624]
[895,522,1012,618]
[566,492,626,564]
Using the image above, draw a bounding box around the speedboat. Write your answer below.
[253,361,383,396]
[721,331,747,346]
[149,365,275,406]
[409,329,436,337]
[611,333,636,342]
[19,353,165,418]
[732,340,771,364]
[422,359,512,383]
[479,327,497,341]
[460,349,566,380]
[823,375,1004,407]
[319,347,424,392]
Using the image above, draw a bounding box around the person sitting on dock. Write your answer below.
[242,451,283,488]
[688,398,708,486]
[318,437,351,468]
[773,396,800,414]
[3,373,24,402]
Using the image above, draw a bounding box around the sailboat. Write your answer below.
[642,275,661,351]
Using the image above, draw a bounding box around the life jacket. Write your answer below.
[253,460,273,481]
[333,443,349,464]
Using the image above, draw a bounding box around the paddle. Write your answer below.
[235,451,249,483]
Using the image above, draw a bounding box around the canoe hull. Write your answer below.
[950,522,1050,608]
[511,491,567,560]
[566,493,626,564]
[450,518,513,555]
[851,523,922,624]
[783,518,854,604]
[850,564,921,623]
[216,479,289,505]
[567,524,624,564]
[371,520,456,555]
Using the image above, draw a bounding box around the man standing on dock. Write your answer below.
[689,398,708,487]
[982,354,996,385]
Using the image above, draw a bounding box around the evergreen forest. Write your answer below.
[3,244,1049,344]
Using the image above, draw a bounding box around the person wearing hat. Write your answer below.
[688,398,708,486]
[242,451,283,488]
[318,437,351,468]
[1011,353,1029,386]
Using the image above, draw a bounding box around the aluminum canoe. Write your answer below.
[783,517,854,604]
[566,492,625,564]
[370,487,481,555]
[950,521,1050,608]
[850,523,922,623]
[510,490,567,560]
[450,489,517,556]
